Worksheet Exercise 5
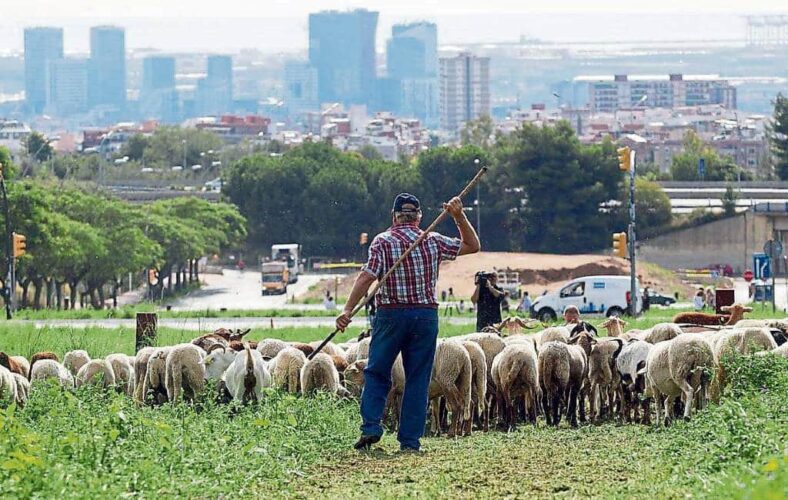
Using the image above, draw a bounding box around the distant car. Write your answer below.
[644,290,676,306]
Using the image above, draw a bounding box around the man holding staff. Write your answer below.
[336,192,480,451]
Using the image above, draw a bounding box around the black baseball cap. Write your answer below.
[392,193,420,213]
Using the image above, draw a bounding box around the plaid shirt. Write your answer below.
[362,222,462,308]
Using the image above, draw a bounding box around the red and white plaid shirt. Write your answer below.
[362,222,461,308]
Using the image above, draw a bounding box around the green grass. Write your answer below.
[1,313,786,497]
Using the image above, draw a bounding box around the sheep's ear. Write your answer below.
[568,334,579,344]
[743,307,753,313]
[720,305,731,312]
[636,366,647,377]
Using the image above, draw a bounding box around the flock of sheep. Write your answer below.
[0,304,787,437]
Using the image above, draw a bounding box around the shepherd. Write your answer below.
[335,192,480,452]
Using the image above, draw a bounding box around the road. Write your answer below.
[168,270,334,311]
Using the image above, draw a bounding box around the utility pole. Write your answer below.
[628,151,638,317]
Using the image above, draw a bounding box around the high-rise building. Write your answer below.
[439,52,490,133]
[195,55,233,116]
[140,56,178,122]
[581,74,737,113]
[386,22,439,127]
[284,62,319,117]
[24,27,64,114]
[387,22,438,80]
[46,58,88,116]
[88,26,126,111]
[309,9,378,105]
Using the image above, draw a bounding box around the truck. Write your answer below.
[261,261,289,295]
[530,275,641,322]
[271,244,301,284]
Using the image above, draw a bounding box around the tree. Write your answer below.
[0,146,18,179]
[144,127,222,168]
[357,145,383,161]
[122,133,150,162]
[722,184,738,216]
[460,115,495,149]
[768,93,788,180]
[495,122,622,253]
[615,178,672,236]
[24,132,53,163]
[669,130,748,182]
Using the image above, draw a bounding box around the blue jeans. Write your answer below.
[360,307,439,450]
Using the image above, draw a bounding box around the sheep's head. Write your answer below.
[568,331,596,357]
[0,352,10,370]
[203,345,236,381]
[722,303,753,323]
[211,328,233,341]
[343,360,367,397]
[481,326,502,336]
[494,317,539,336]
[228,329,251,342]
[570,322,598,338]
[599,317,627,336]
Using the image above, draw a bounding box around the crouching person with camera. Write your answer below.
[471,271,504,331]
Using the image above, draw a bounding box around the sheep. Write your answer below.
[0,352,27,377]
[63,350,91,376]
[132,347,155,404]
[568,327,597,423]
[30,359,74,388]
[290,342,315,357]
[203,345,237,382]
[165,344,206,403]
[341,356,405,428]
[565,342,588,427]
[769,342,788,358]
[494,316,539,336]
[587,338,624,422]
[12,373,30,407]
[345,337,371,364]
[461,340,487,434]
[224,344,271,403]
[0,365,18,405]
[643,323,683,344]
[428,340,473,437]
[332,355,349,380]
[600,317,627,337]
[668,334,714,420]
[644,340,683,426]
[538,326,571,346]
[710,327,777,401]
[269,347,307,393]
[343,359,366,398]
[76,359,116,388]
[257,338,289,361]
[616,340,653,423]
[141,347,171,404]
[28,352,59,378]
[491,341,541,429]
[300,352,342,395]
[308,340,346,359]
[672,303,752,327]
[538,341,571,426]
[105,353,135,396]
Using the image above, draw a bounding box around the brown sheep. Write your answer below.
[290,342,315,357]
[29,352,59,378]
[673,303,752,327]
[600,317,627,337]
[331,355,348,381]
[0,352,26,377]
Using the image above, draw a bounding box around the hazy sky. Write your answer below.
[2,1,787,53]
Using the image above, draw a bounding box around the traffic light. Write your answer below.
[617,146,632,172]
[12,232,26,258]
[359,232,369,245]
[612,232,628,259]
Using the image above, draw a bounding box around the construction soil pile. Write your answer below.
[303,252,696,301]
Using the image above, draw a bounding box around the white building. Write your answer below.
[0,120,32,155]
[439,52,490,134]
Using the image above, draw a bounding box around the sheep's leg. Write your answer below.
[664,395,676,426]
[676,379,695,420]
[578,385,587,423]
[551,391,562,426]
[442,385,463,438]
[541,386,552,426]
[566,385,578,428]
[589,383,598,423]
[654,393,663,427]
[640,397,651,425]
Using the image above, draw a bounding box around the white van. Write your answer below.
[530,275,641,322]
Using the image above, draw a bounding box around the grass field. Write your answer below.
[0,310,786,498]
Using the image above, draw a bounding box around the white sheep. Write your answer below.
[300,352,341,395]
[30,359,74,388]
[428,340,473,437]
[587,338,624,422]
[616,339,653,424]
[165,344,206,403]
[308,340,346,359]
[0,365,17,406]
[105,353,135,396]
[132,347,155,403]
[141,347,171,404]
[770,342,788,358]
[491,341,540,429]
[203,345,237,381]
[225,344,271,403]
[538,326,571,346]
[644,340,683,426]
[538,341,571,426]
[461,340,487,434]
[257,338,289,360]
[344,337,371,364]
[643,323,683,344]
[76,359,116,388]
[63,350,91,376]
[268,347,307,393]
[10,356,30,379]
[668,333,714,420]
[710,327,777,401]
[12,373,30,407]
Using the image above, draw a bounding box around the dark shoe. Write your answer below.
[353,434,381,451]
[398,447,423,454]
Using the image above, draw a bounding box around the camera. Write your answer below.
[475,271,493,286]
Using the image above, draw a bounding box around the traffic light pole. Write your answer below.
[1,175,12,319]
[628,152,638,317]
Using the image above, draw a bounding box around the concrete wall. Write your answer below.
[639,212,775,273]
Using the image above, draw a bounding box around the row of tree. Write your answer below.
[224,122,673,257]
[0,179,245,310]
